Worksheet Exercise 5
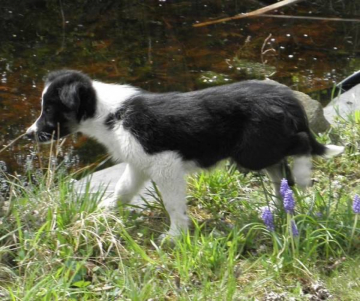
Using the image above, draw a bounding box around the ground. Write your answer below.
[0,116,359,300]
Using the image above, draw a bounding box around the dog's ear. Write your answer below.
[59,82,82,111]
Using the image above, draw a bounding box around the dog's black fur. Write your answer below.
[104,81,325,170]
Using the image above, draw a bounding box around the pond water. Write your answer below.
[0,0,360,174]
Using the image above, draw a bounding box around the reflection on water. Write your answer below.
[0,0,360,173]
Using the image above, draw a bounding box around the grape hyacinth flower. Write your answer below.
[349,194,360,251]
[283,189,295,214]
[280,178,290,198]
[261,207,275,232]
[291,220,299,237]
[315,212,323,218]
[353,194,360,214]
[280,180,298,253]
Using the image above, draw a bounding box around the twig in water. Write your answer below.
[260,33,276,78]
[56,0,66,55]
[261,33,276,65]
[193,0,304,27]
[258,14,360,23]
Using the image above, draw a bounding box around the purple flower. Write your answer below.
[280,178,290,198]
[291,220,299,237]
[315,212,323,218]
[353,195,360,214]
[261,207,275,232]
[283,189,295,214]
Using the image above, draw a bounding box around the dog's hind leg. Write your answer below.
[99,163,148,209]
[292,155,312,188]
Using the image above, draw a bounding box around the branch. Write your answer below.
[258,14,360,22]
[193,0,305,27]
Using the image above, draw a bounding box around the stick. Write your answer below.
[0,133,26,154]
[193,0,304,27]
[257,14,360,22]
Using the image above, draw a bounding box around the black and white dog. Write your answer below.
[26,70,344,236]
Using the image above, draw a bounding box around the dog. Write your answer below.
[26,70,344,237]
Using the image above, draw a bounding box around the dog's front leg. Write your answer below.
[155,173,189,237]
[99,163,148,209]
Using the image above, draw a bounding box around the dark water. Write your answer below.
[1,0,360,174]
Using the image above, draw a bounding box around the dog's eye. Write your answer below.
[44,107,51,113]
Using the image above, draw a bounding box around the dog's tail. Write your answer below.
[308,133,345,158]
[308,133,345,159]
[292,132,344,187]
[322,144,345,158]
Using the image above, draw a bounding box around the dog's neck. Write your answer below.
[78,81,139,159]
[91,81,139,116]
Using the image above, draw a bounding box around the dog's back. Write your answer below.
[108,80,324,171]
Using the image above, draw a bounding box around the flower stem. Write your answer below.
[348,214,359,252]
[271,232,279,255]
[287,213,296,257]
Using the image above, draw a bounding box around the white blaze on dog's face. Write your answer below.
[25,70,97,143]
[26,85,50,139]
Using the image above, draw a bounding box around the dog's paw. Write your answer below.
[157,233,177,246]
[157,227,189,246]
[98,196,118,210]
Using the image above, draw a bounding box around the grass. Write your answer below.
[0,116,360,300]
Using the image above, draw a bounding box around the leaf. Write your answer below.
[72,280,91,288]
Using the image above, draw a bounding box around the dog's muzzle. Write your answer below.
[25,123,37,140]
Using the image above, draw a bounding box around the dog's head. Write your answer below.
[26,70,96,143]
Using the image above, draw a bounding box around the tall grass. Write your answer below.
[0,116,359,300]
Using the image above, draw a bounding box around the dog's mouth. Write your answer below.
[25,130,59,144]
[36,132,58,143]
